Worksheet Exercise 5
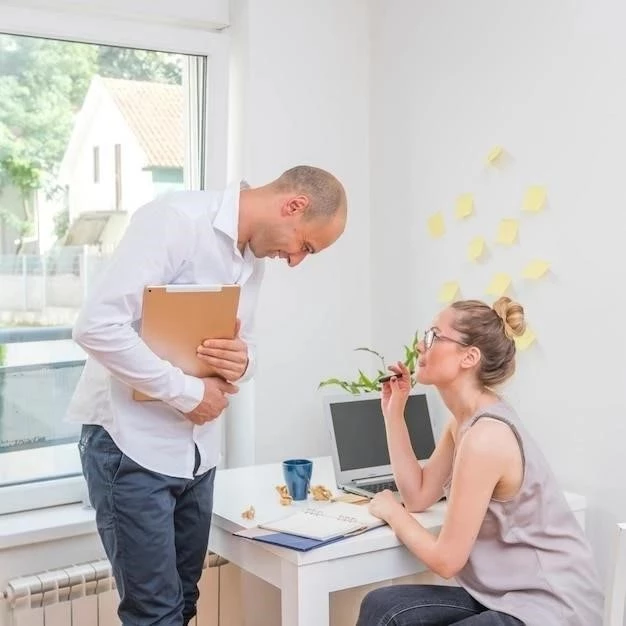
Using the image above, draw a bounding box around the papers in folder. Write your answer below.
[235,502,385,550]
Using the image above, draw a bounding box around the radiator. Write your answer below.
[4,554,227,626]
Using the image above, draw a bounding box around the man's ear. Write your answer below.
[282,194,309,217]
[460,346,481,370]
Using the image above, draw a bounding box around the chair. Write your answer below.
[605,523,626,626]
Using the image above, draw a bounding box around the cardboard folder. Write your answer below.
[133,284,241,401]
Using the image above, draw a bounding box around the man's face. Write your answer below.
[249,196,345,266]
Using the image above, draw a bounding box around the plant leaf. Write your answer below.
[319,333,420,394]
[355,347,384,359]
[318,378,349,389]
[354,346,386,369]
[357,369,374,387]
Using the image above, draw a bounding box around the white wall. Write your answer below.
[229,0,372,463]
[370,0,626,582]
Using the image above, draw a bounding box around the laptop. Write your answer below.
[323,392,436,499]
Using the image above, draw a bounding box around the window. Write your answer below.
[93,146,100,183]
[0,7,228,515]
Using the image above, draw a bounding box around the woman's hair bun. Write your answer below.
[492,296,526,339]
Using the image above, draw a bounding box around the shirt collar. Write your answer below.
[213,181,242,249]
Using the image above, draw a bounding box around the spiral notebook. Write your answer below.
[236,502,385,549]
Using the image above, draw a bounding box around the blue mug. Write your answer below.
[282,459,313,501]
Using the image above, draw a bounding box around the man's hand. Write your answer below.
[183,377,239,425]
[196,319,248,381]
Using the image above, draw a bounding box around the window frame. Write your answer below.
[0,4,230,515]
[114,143,122,210]
[93,146,100,184]
[0,2,229,190]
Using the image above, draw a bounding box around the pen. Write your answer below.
[378,373,402,383]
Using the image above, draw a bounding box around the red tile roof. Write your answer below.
[102,77,183,169]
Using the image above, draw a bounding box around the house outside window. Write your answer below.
[61,75,187,222]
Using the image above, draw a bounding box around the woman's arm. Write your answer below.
[380,362,455,512]
[370,419,517,578]
[387,418,455,512]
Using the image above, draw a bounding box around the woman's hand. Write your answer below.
[380,361,412,421]
[369,490,404,523]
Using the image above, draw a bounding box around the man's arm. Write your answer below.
[235,261,263,382]
[72,200,204,413]
[196,260,264,383]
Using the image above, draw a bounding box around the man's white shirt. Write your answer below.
[66,184,264,478]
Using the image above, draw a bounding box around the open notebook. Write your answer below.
[235,502,385,550]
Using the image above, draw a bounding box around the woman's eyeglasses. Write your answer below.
[423,327,469,351]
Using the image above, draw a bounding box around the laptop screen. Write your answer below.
[329,394,436,471]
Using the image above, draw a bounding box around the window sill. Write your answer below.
[0,503,97,550]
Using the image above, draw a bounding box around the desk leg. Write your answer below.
[280,561,330,626]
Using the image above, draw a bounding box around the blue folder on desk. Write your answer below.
[237,527,346,552]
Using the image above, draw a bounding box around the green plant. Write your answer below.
[53,206,70,241]
[0,155,41,254]
[318,331,420,394]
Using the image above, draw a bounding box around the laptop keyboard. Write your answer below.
[367,480,397,493]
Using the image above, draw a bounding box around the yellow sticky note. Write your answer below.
[427,212,445,238]
[515,327,536,351]
[486,273,512,297]
[496,219,518,245]
[455,193,474,220]
[522,186,546,212]
[438,281,459,303]
[468,236,486,262]
[522,259,550,280]
[486,145,504,164]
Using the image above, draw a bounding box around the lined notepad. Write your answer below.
[259,502,385,542]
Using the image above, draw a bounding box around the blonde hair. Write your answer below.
[450,297,526,387]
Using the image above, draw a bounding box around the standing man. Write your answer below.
[67,165,347,625]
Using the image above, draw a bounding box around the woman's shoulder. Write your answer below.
[473,398,520,425]
[466,402,523,450]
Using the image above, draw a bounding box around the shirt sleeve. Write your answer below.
[72,198,204,413]
[235,259,264,383]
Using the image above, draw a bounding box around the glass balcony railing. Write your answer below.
[0,326,85,488]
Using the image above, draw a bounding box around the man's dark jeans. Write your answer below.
[79,424,216,626]
[357,585,524,626]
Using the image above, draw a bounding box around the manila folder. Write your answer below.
[133,284,240,401]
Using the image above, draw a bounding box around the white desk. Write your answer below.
[209,456,587,626]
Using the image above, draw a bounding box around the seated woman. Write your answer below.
[357,297,603,626]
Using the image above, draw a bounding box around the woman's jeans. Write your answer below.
[357,585,524,626]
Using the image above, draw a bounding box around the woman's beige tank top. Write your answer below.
[443,401,603,625]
